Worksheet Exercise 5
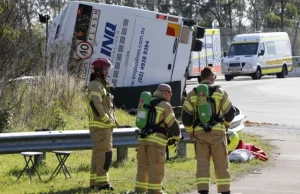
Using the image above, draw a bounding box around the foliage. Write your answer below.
[0,101,13,133]
[0,0,45,94]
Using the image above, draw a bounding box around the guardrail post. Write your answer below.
[177,141,187,157]
[117,147,128,161]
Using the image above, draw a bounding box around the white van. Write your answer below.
[186,29,222,83]
[47,1,204,109]
[222,32,293,81]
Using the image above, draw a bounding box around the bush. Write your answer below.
[0,102,13,133]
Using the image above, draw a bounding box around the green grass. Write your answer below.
[0,132,275,194]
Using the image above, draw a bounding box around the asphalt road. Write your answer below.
[186,75,300,127]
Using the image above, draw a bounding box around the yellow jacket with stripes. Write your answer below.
[86,77,116,129]
[138,91,181,147]
[182,80,234,133]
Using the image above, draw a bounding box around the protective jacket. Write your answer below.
[86,77,116,128]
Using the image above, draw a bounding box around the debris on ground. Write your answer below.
[244,120,279,126]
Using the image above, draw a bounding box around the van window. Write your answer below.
[227,43,258,56]
[266,41,276,55]
[274,40,291,54]
[259,42,265,51]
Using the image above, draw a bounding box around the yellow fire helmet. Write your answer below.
[227,131,240,152]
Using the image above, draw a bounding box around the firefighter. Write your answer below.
[182,66,235,194]
[135,84,182,194]
[87,58,117,191]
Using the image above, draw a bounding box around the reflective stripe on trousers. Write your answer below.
[89,127,113,187]
[135,144,165,194]
[194,131,231,193]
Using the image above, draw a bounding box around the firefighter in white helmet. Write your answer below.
[87,58,117,191]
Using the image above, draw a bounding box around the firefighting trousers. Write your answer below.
[135,144,165,194]
[89,127,113,187]
[194,130,231,193]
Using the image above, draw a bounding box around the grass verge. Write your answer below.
[0,131,275,194]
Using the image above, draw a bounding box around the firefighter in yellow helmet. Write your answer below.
[87,58,117,191]
[182,66,236,194]
[227,131,240,153]
[135,84,182,194]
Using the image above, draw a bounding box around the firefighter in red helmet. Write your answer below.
[87,58,117,191]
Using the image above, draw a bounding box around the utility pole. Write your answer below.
[292,21,299,56]
[38,13,50,74]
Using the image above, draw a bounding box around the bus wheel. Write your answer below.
[225,75,233,81]
[276,65,287,78]
[252,67,261,80]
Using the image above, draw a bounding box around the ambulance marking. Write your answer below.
[205,29,220,35]
[266,58,292,66]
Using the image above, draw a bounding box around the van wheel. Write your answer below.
[197,76,202,83]
[225,75,233,81]
[276,65,287,78]
[252,67,261,80]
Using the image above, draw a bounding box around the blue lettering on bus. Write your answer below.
[100,22,117,57]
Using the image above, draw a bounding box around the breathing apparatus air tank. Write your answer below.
[196,84,212,123]
[136,91,152,129]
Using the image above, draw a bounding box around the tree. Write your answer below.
[0,0,44,95]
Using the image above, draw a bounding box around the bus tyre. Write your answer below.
[225,75,233,81]
[252,67,261,80]
[276,65,287,78]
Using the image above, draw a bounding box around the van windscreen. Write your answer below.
[227,43,258,56]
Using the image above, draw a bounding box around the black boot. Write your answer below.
[198,190,209,194]
[221,192,230,194]
[99,184,114,191]
[90,184,114,191]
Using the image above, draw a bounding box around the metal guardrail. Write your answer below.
[0,126,191,161]
[0,111,245,161]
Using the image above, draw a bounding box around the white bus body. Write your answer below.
[47,1,204,108]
